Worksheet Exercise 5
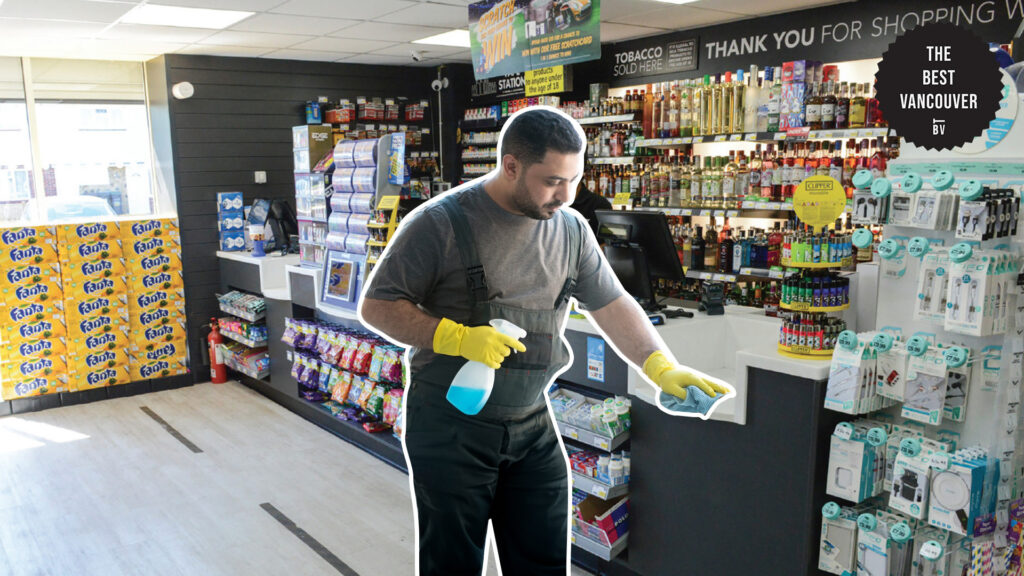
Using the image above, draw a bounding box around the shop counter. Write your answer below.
[216,251,300,295]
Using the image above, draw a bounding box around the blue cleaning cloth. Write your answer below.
[658,386,723,416]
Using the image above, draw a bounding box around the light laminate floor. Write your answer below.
[0,382,592,576]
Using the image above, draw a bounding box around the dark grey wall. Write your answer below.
[149,54,464,380]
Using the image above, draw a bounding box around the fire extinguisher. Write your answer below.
[208,318,227,384]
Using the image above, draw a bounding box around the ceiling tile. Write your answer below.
[0,0,134,23]
[0,17,109,38]
[176,44,276,58]
[371,42,464,58]
[229,13,359,36]
[155,0,285,11]
[338,53,416,66]
[100,24,220,44]
[698,0,847,16]
[600,22,667,42]
[290,36,396,53]
[262,48,357,62]
[599,0,664,21]
[199,30,314,49]
[606,6,744,30]
[271,0,415,20]
[374,3,469,28]
[328,22,449,43]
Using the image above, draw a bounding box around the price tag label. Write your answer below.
[713,274,731,282]
[714,135,728,142]
[598,440,610,450]
[837,330,859,350]
[770,269,785,279]
[745,133,758,141]
[730,134,743,141]
[907,237,931,258]
[820,131,834,139]
[930,452,949,470]
[906,336,929,357]
[870,333,894,352]
[834,423,854,440]
[680,209,693,215]
[595,486,608,498]
[866,427,888,447]
[672,138,685,145]
[822,502,841,519]
[700,209,712,216]
[943,346,969,368]
[857,514,877,532]
[726,210,738,217]
[920,541,944,561]
[568,428,579,440]
[890,522,912,543]
[900,437,922,458]
[613,193,632,206]
[877,239,901,260]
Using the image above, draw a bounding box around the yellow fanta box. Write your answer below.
[131,356,188,381]
[64,277,129,301]
[61,238,124,264]
[122,219,180,243]
[2,374,69,399]
[130,288,185,313]
[1,355,68,382]
[72,364,131,390]
[2,302,62,328]
[3,338,67,363]
[64,301,129,327]
[0,241,60,267]
[66,330,129,357]
[62,258,127,283]
[0,226,56,249]
[2,317,67,344]
[0,280,64,308]
[129,268,184,293]
[66,313,129,339]
[128,252,183,276]
[68,348,131,374]
[57,222,120,244]
[131,307,186,332]
[0,262,62,287]
[124,236,182,261]
[131,322,188,349]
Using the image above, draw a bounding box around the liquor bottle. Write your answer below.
[722,151,737,209]
[679,81,693,137]
[704,224,719,270]
[690,155,703,208]
[830,140,844,182]
[747,144,762,201]
[691,77,703,137]
[691,226,705,271]
[668,82,680,138]
[794,143,808,193]
[771,143,785,202]
[834,82,850,130]
[768,222,783,267]
[756,66,773,132]
[815,141,831,178]
[870,136,888,179]
[642,86,654,138]
[699,75,712,137]
[866,82,885,128]
[744,65,760,133]
[681,225,693,269]
[710,74,722,135]
[701,156,716,208]
[780,143,795,199]
[733,229,745,274]
[723,72,735,134]
[732,69,746,134]
[805,82,822,130]
[821,80,836,129]
[843,139,858,192]
[849,83,866,129]
[760,143,775,201]
[767,67,783,132]
[651,84,663,138]
[718,229,734,273]
[735,151,750,206]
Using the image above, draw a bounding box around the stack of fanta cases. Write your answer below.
[58,222,132,392]
[121,219,188,382]
[0,227,70,400]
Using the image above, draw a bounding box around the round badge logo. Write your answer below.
[875,23,1003,151]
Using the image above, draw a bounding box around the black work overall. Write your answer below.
[404,193,582,576]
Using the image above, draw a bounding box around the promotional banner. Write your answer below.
[469,0,600,80]
[600,0,1023,86]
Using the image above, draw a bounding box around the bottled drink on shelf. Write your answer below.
[719,228,734,273]
[691,225,706,271]
[710,75,723,135]
[821,81,837,128]
[704,225,719,270]
[744,65,760,133]
[866,82,886,128]
[722,152,738,209]
[849,83,867,128]
[679,80,693,137]
[767,67,783,132]
[805,82,823,130]
[721,71,734,134]
[834,82,850,130]
[747,144,762,200]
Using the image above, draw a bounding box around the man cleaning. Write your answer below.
[359,107,731,575]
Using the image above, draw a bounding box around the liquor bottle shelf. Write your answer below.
[637,127,891,148]
[576,113,638,125]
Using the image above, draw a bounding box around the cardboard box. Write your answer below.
[1,354,68,381]
[66,330,130,357]
[127,252,182,276]
[0,280,64,307]
[132,339,187,365]
[0,241,60,267]
[3,302,63,327]
[0,226,55,249]
[64,277,129,301]
[65,305,130,328]
[574,494,629,546]
[61,239,124,263]
[2,317,67,344]
[1,374,69,399]
[219,229,246,252]
[130,308,186,332]
[122,236,180,261]
[71,364,131,391]
[66,314,128,339]
[57,222,120,244]
[67,348,131,373]
[218,213,245,233]
[131,322,188,349]
[217,192,243,213]
[61,258,128,283]
[0,263,62,287]
[129,288,185,314]
[3,338,67,364]
[131,356,189,381]
[121,219,179,242]
[129,269,184,292]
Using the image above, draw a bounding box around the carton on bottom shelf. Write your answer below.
[130,357,189,382]
[1,374,71,399]
[1,355,69,383]
[573,492,630,548]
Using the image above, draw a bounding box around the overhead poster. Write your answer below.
[469,0,601,80]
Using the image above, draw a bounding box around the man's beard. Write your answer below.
[511,174,561,220]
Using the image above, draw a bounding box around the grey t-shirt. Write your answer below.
[365,184,622,371]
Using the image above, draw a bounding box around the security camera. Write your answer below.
[431,78,449,92]
[411,50,425,62]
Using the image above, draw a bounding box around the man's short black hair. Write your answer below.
[499,108,584,167]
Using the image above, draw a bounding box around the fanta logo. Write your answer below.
[2,229,35,244]
[140,361,169,378]
[19,359,52,374]
[7,266,41,283]
[142,273,172,288]
[146,344,178,360]
[19,340,52,356]
[83,279,114,294]
[85,351,116,367]
[75,224,106,238]
[81,260,112,276]
[137,292,167,307]
[10,303,43,322]
[14,378,47,396]
[139,309,169,325]
[19,321,52,338]
[87,369,117,386]
[133,238,163,254]
[140,255,170,270]
[85,334,116,349]
[145,325,173,340]
[77,242,112,257]
[9,246,43,262]
[80,316,112,333]
[15,284,48,300]
[78,298,111,316]
[131,221,160,235]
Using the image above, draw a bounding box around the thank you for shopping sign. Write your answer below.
[469,0,601,80]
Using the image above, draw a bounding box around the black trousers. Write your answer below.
[404,383,569,576]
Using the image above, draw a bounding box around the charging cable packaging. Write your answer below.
[818,504,860,575]
[880,237,910,279]
[945,255,988,337]
[856,516,891,576]
[889,441,934,519]
[915,250,952,324]
[955,188,1018,242]
[943,356,972,423]
[876,510,915,574]
[911,528,950,576]
[876,340,909,402]
[825,336,871,414]
[902,348,949,426]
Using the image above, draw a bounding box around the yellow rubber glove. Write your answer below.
[642,350,730,400]
[433,318,527,370]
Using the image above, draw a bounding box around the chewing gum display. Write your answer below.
[61,258,128,283]
[124,236,182,261]
[57,222,119,244]
[2,374,70,399]
[60,238,124,263]
[0,241,60,267]
[72,364,131,390]
[121,219,180,242]
[0,280,64,307]
[129,269,184,292]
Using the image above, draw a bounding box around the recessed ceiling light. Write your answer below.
[121,4,254,30]
[412,29,471,48]
[652,0,700,4]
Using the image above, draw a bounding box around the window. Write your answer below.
[0,58,159,225]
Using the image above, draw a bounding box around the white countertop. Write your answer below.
[217,251,300,296]
[565,306,832,426]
